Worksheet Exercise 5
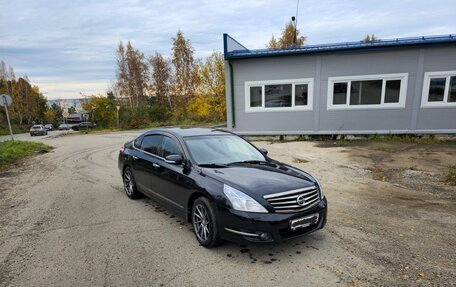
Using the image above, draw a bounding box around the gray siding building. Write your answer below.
[223,34,456,135]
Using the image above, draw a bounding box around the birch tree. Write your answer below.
[150,53,172,110]
[267,21,306,49]
[171,30,195,116]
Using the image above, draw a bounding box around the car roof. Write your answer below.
[143,127,233,138]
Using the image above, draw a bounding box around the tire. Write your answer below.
[122,167,141,199]
[30,133,34,136]
[192,197,222,248]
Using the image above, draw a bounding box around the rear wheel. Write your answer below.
[123,167,141,199]
[192,197,222,248]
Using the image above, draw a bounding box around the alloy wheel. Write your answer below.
[193,203,211,242]
[123,169,134,196]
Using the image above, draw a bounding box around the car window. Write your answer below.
[140,135,163,155]
[184,135,265,165]
[134,136,143,148]
[159,136,182,158]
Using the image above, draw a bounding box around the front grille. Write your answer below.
[264,186,320,213]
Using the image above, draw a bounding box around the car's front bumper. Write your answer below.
[217,197,327,244]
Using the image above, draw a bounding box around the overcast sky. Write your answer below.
[1,0,455,99]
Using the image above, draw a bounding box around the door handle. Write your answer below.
[132,155,138,160]
[152,163,160,168]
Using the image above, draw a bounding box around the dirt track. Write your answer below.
[0,132,455,286]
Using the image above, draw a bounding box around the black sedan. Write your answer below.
[118,128,327,248]
[71,122,96,131]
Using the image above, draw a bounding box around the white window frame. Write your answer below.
[421,71,456,108]
[245,78,314,112]
[327,73,408,110]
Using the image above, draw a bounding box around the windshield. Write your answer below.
[32,125,41,129]
[184,135,266,165]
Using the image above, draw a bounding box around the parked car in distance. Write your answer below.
[118,128,327,248]
[71,122,96,131]
[30,124,47,136]
[44,124,54,131]
[58,123,70,130]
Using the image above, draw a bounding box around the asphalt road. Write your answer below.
[0,131,454,286]
[0,130,72,142]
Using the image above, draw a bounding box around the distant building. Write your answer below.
[223,34,456,135]
[47,98,86,112]
[66,113,89,123]
[47,98,89,122]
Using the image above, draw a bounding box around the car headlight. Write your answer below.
[223,184,268,213]
[315,177,324,199]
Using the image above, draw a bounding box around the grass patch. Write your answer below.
[0,140,52,168]
[444,165,456,186]
[0,125,30,136]
[80,128,122,134]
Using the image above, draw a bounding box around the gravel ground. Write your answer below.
[0,131,454,286]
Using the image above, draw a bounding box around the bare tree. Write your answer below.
[171,30,195,115]
[362,34,379,43]
[267,35,280,49]
[115,41,131,106]
[126,41,149,107]
[115,41,149,107]
[0,61,6,80]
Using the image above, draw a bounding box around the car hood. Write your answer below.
[201,162,316,197]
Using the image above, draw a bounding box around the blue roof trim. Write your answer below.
[223,33,228,57]
[224,34,456,60]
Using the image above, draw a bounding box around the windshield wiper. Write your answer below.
[227,160,269,166]
[198,163,228,168]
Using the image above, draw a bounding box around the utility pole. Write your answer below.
[116,105,120,128]
[292,0,300,47]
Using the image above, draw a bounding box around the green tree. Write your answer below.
[81,95,116,128]
[43,108,57,126]
[68,106,76,114]
[50,103,63,121]
[267,21,306,49]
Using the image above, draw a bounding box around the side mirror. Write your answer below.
[259,148,268,155]
[165,154,183,165]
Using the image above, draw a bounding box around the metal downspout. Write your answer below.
[228,61,235,128]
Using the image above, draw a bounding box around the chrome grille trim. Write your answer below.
[264,186,320,213]
[266,189,317,201]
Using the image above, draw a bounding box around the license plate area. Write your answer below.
[290,213,319,231]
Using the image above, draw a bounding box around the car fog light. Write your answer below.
[259,232,271,241]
